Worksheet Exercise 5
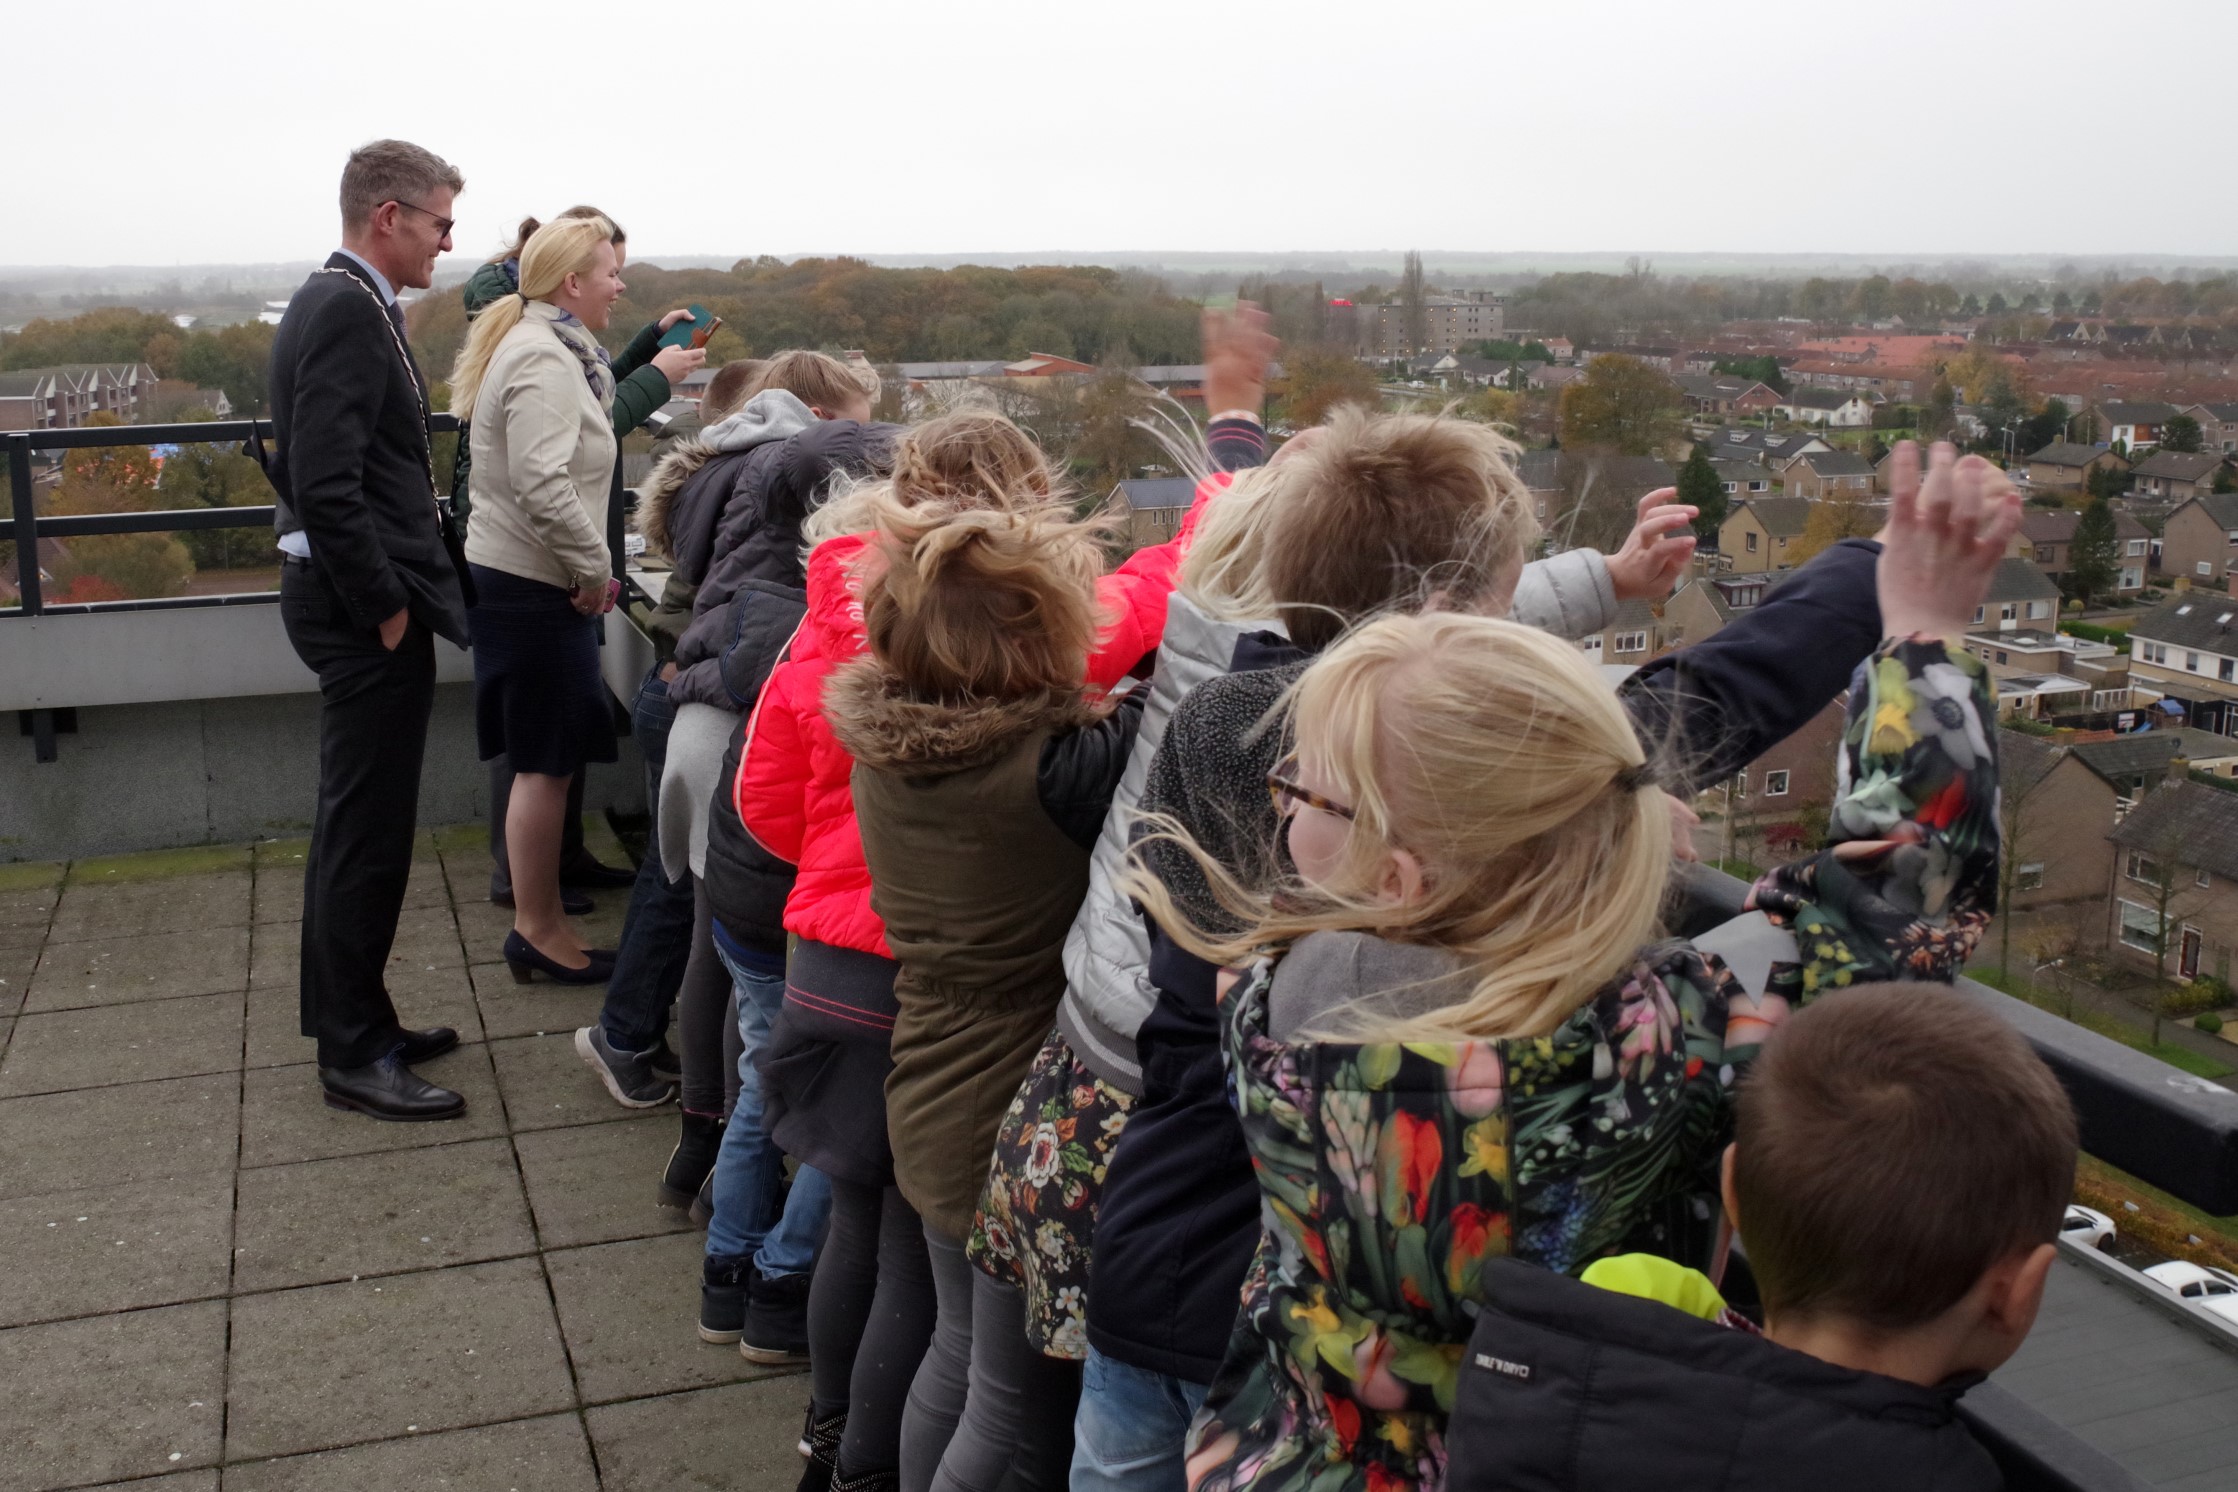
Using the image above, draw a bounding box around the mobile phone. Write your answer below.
[658,305,714,351]
[690,316,723,351]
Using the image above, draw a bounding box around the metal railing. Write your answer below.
[1673,863,2238,1217]
[2,413,464,618]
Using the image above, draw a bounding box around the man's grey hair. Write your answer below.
[339,139,464,229]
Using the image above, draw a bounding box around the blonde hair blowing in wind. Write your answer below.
[807,409,1058,549]
[1125,611,1673,1043]
[447,214,616,415]
[856,483,1115,704]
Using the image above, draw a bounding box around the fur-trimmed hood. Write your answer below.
[638,389,817,560]
[823,658,1097,777]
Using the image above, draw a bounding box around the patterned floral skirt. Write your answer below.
[966,1027,1136,1358]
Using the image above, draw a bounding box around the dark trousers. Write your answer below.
[825,1181,938,1481]
[487,759,587,895]
[598,665,699,1051]
[281,561,434,1069]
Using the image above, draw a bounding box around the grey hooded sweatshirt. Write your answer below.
[1054,549,1620,1092]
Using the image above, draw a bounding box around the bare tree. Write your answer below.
[2116,796,2213,1045]
[1996,737,2067,982]
[1400,251,1428,356]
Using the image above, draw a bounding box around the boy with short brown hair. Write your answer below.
[1447,982,2078,1491]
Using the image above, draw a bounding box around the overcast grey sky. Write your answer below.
[14,0,2235,267]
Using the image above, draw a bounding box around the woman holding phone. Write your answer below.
[448,213,633,982]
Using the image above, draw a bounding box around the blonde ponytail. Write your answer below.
[1123,611,1674,1043]
[448,214,615,417]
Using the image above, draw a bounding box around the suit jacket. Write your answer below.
[268,252,469,645]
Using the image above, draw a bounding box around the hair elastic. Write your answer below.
[1615,763,1656,794]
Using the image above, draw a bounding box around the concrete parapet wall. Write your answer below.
[1,685,646,865]
[0,598,658,863]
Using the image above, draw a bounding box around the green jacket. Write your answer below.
[448,258,672,529]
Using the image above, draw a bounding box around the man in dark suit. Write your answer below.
[269,139,471,1120]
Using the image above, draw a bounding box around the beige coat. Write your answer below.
[463,302,616,592]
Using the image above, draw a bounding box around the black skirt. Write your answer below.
[468,563,618,776]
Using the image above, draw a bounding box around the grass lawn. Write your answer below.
[2078,1154,2238,1268]
[1967,966,2234,1080]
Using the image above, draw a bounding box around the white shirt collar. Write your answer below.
[334,247,397,305]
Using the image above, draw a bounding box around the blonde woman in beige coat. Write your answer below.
[449,214,626,984]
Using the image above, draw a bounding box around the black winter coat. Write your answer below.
[1445,1260,2002,1492]
[700,579,813,950]
[660,419,900,712]
[1086,538,1889,1385]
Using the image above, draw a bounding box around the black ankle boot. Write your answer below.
[796,1402,845,1492]
[699,1252,750,1343]
[659,1109,726,1211]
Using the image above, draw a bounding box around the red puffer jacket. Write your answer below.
[734,478,1223,956]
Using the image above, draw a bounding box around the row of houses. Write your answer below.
[0,364,161,430]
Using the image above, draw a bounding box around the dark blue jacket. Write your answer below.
[1084,537,1886,1384]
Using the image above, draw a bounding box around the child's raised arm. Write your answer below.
[1744,444,2022,1005]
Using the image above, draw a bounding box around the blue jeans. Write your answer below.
[707,947,832,1276]
[1069,1348,1208,1492]
[598,666,698,1052]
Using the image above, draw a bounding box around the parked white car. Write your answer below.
[2142,1261,2238,1324]
[2061,1205,2116,1251]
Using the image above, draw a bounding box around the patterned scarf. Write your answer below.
[523,299,615,406]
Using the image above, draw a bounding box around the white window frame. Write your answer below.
[2127,850,2165,887]
[2017,863,2046,891]
[2202,562,2217,576]
[1764,769,1791,796]
[1613,631,1648,655]
[2128,539,2148,556]
[2118,899,2165,953]
[2198,868,2214,890]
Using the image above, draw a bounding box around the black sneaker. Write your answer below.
[699,1252,749,1344]
[660,1110,727,1212]
[645,1036,683,1084]
[574,1026,678,1109]
[741,1266,812,1363]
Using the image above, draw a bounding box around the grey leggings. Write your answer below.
[900,1225,1082,1492]
[824,1181,938,1481]
[677,878,741,1116]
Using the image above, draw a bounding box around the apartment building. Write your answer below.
[1332,291,1506,358]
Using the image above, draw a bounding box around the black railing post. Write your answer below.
[8,434,38,615]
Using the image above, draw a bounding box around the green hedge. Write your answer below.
[2199,1012,2225,1035]
[2062,620,2127,645]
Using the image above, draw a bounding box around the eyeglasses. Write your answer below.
[389,199,456,238]
[1267,754,1355,822]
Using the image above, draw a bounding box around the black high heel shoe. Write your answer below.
[503,930,617,985]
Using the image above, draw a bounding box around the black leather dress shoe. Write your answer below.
[396,1026,460,1066]
[491,883,594,916]
[560,854,638,890]
[319,1053,467,1121]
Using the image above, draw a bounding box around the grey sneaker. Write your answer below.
[574,1026,679,1109]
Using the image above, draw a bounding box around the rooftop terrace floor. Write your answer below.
[0,824,807,1492]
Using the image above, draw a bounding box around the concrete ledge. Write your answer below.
[0,604,473,713]
[0,685,646,863]
[0,593,652,715]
